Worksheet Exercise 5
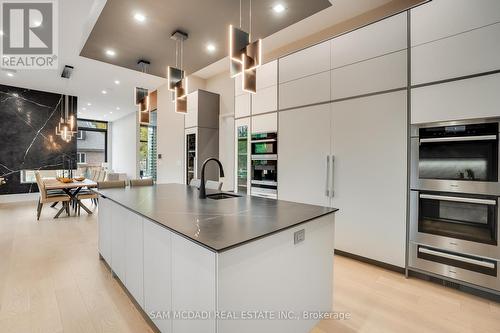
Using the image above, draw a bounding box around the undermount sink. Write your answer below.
[207,193,242,200]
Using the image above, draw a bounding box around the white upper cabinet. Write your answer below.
[411,0,500,46]
[331,50,406,100]
[411,22,500,85]
[256,60,278,90]
[235,93,251,118]
[251,112,277,134]
[331,13,407,69]
[252,85,277,115]
[185,91,198,128]
[279,40,331,84]
[279,71,331,110]
[411,73,500,124]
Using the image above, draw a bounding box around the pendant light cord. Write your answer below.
[249,0,252,40]
[239,0,241,28]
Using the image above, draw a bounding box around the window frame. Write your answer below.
[77,152,86,164]
[77,118,108,163]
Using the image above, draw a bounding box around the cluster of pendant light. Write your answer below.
[167,30,189,114]
[229,0,262,94]
[55,95,77,143]
[165,0,262,114]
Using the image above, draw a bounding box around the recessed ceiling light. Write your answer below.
[116,107,120,110]
[134,12,146,23]
[114,80,120,85]
[82,107,87,111]
[0,30,4,36]
[87,102,92,106]
[6,72,14,77]
[101,90,107,94]
[110,111,113,114]
[206,43,216,53]
[273,3,285,13]
[105,49,116,57]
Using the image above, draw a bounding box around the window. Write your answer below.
[77,152,86,164]
[77,118,108,169]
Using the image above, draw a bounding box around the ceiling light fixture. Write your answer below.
[55,95,77,143]
[105,49,116,57]
[206,43,216,53]
[82,107,86,111]
[168,30,189,113]
[101,90,107,94]
[273,3,285,13]
[6,72,14,77]
[114,80,120,85]
[87,102,91,106]
[116,107,120,110]
[134,12,146,22]
[228,0,262,94]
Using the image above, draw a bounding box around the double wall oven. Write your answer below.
[250,132,278,199]
[409,119,500,292]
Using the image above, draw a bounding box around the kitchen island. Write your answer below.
[97,184,337,333]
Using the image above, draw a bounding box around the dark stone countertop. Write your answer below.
[97,183,338,252]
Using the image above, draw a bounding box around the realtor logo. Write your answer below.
[1,0,58,69]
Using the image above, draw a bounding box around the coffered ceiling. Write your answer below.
[80,0,332,77]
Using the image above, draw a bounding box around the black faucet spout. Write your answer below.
[199,158,224,199]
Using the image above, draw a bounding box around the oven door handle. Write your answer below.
[419,194,497,206]
[419,135,497,144]
[418,247,496,269]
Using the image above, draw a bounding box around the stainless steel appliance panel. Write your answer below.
[409,242,500,292]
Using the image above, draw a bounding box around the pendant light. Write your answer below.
[229,0,262,94]
[55,95,77,143]
[167,30,189,113]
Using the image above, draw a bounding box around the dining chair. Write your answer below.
[130,178,154,187]
[98,170,107,182]
[35,172,71,220]
[206,180,223,191]
[189,179,201,188]
[97,180,127,189]
[76,190,98,216]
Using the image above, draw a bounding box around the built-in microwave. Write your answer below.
[410,190,500,260]
[251,132,277,159]
[411,119,500,195]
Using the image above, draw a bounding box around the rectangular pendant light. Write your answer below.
[228,25,262,93]
[167,66,184,91]
[229,25,249,78]
[174,77,189,114]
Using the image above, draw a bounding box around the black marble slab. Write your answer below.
[0,84,77,194]
[97,183,338,252]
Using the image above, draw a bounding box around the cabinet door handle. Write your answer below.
[331,155,335,198]
[325,155,330,197]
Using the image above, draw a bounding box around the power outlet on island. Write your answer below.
[294,229,305,245]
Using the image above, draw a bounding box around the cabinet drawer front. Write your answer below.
[252,85,277,115]
[235,94,251,118]
[256,60,278,90]
[279,71,330,110]
[331,13,406,69]
[411,73,500,124]
[411,0,500,46]
[411,23,500,85]
[279,41,330,84]
[331,50,406,100]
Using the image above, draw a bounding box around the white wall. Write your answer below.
[156,84,186,184]
[206,71,235,191]
[110,112,139,179]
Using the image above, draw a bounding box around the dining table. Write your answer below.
[43,178,98,215]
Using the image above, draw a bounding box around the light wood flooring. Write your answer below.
[0,200,499,333]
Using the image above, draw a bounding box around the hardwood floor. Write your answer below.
[1,200,499,333]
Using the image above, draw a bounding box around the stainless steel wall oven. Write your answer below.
[409,119,500,292]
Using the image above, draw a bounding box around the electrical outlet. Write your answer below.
[294,229,305,244]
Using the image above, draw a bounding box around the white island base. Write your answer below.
[99,196,335,333]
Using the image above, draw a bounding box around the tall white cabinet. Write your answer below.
[278,12,408,268]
